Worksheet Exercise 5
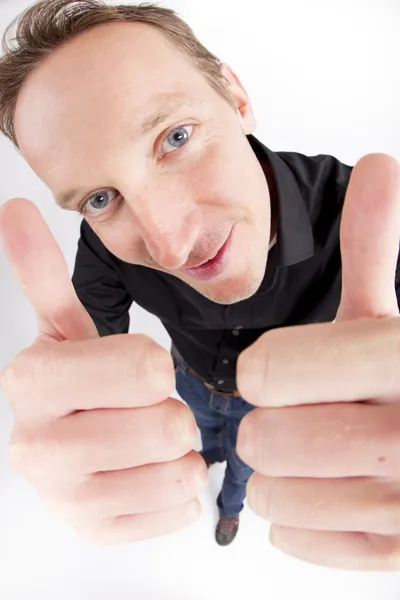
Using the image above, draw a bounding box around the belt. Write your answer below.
[172,345,241,398]
[187,365,242,397]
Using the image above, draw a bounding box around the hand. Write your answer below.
[236,153,400,571]
[0,198,207,545]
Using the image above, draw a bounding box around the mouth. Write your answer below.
[180,228,233,281]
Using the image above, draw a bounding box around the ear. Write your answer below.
[219,63,257,135]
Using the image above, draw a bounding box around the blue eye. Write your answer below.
[85,189,117,215]
[162,125,193,154]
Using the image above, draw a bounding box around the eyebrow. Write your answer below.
[54,97,199,210]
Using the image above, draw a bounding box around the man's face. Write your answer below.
[14,22,272,304]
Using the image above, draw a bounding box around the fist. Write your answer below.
[0,198,207,545]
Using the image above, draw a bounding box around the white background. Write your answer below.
[1,0,400,598]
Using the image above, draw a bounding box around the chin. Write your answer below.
[197,264,266,305]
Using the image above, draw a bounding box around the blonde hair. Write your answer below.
[0,0,236,149]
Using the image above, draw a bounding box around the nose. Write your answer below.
[133,192,201,270]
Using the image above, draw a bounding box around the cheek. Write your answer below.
[92,214,140,262]
[190,142,251,208]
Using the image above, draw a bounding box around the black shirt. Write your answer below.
[71,134,400,394]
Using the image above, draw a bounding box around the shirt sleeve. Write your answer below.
[71,219,133,336]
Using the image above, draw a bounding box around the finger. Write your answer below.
[337,153,400,320]
[237,402,399,477]
[236,316,400,407]
[2,334,175,421]
[11,399,198,474]
[52,451,207,521]
[0,198,98,342]
[269,526,400,571]
[247,474,400,535]
[75,498,201,545]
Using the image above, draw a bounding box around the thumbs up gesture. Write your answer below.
[0,198,207,544]
[236,154,400,571]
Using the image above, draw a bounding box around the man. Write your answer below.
[1,0,400,566]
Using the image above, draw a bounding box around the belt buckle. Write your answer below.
[189,365,240,397]
[211,384,240,397]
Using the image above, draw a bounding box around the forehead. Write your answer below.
[14,21,211,174]
[20,20,194,91]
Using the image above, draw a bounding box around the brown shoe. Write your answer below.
[215,515,240,546]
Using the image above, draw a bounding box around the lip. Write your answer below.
[181,228,233,281]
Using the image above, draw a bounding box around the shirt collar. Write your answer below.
[247,134,315,267]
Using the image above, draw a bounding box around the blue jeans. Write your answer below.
[171,346,255,518]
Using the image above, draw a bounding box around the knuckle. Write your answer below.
[8,428,38,474]
[363,532,400,570]
[380,490,400,535]
[68,479,105,521]
[379,408,400,464]
[1,346,44,410]
[162,400,197,454]
[46,482,101,524]
[71,519,98,541]
[53,498,87,523]
[8,425,64,477]
[8,437,28,473]
[237,334,272,403]
[386,538,400,570]
[43,482,94,523]
[72,518,111,545]
[235,346,247,380]
[1,354,28,401]
[41,494,76,522]
[184,498,202,523]
[236,346,256,397]
[138,338,175,395]
[251,474,275,520]
[236,410,258,466]
[182,453,208,496]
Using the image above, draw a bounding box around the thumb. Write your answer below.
[0,197,99,343]
[336,153,400,321]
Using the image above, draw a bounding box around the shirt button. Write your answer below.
[232,330,240,336]
[217,379,224,385]
[222,359,229,364]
